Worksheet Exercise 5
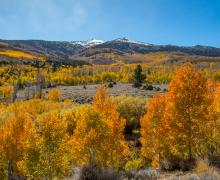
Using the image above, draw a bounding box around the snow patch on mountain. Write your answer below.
[114,37,151,46]
[71,39,105,48]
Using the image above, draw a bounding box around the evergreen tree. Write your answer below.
[132,64,145,87]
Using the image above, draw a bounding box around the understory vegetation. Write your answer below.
[0,64,220,179]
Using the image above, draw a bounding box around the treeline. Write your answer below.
[0,63,220,89]
[0,64,220,179]
[0,64,180,87]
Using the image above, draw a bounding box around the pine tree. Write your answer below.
[132,64,145,87]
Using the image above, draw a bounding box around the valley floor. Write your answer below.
[16,83,168,103]
[46,83,168,103]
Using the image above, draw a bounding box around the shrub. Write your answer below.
[0,85,13,101]
[208,155,220,169]
[194,159,220,179]
[155,87,161,91]
[214,70,220,81]
[195,159,210,173]
[142,84,153,90]
[80,164,120,180]
[113,95,147,135]
[46,88,61,101]
[80,164,100,180]
[108,82,114,88]
[160,156,196,171]
[124,158,143,171]
[134,169,159,180]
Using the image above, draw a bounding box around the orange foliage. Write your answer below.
[166,64,215,158]
[213,83,220,153]
[0,85,13,101]
[0,111,36,177]
[36,112,71,179]
[72,86,130,167]
[141,64,218,167]
[140,94,168,167]
[46,88,61,102]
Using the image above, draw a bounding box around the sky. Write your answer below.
[0,0,220,47]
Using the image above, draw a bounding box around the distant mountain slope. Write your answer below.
[0,38,220,66]
[0,39,84,57]
[0,40,88,66]
[90,38,220,56]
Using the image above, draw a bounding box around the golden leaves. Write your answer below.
[71,86,130,168]
[141,64,219,166]
[0,50,45,61]
[46,88,61,102]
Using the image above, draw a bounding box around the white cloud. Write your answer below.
[0,0,101,39]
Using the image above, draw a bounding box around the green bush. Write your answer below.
[113,95,147,134]
[125,158,144,171]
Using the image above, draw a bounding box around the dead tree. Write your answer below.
[8,160,27,180]
[24,83,32,100]
[8,160,13,180]
[32,60,45,99]
[11,84,18,102]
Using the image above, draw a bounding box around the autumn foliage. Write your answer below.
[0,111,36,178]
[141,64,220,169]
[0,63,220,179]
[46,88,61,102]
[72,86,130,167]
[141,94,168,168]
[0,50,45,61]
[0,86,131,179]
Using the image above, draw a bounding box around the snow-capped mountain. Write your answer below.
[71,37,151,48]
[71,39,105,48]
[113,37,151,46]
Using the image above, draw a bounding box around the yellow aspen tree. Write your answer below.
[71,105,110,166]
[71,104,129,168]
[71,86,129,167]
[166,64,214,159]
[36,111,71,179]
[0,111,37,178]
[212,83,220,154]
[92,85,130,166]
[140,94,168,168]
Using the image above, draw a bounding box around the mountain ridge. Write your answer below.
[0,38,220,66]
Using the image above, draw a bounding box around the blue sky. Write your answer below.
[0,0,220,47]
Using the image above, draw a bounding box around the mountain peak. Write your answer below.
[71,39,104,48]
[113,37,151,46]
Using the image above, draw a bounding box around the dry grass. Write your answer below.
[158,159,220,180]
[45,83,167,103]
[16,83,167,103]
[194,159,210,173]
